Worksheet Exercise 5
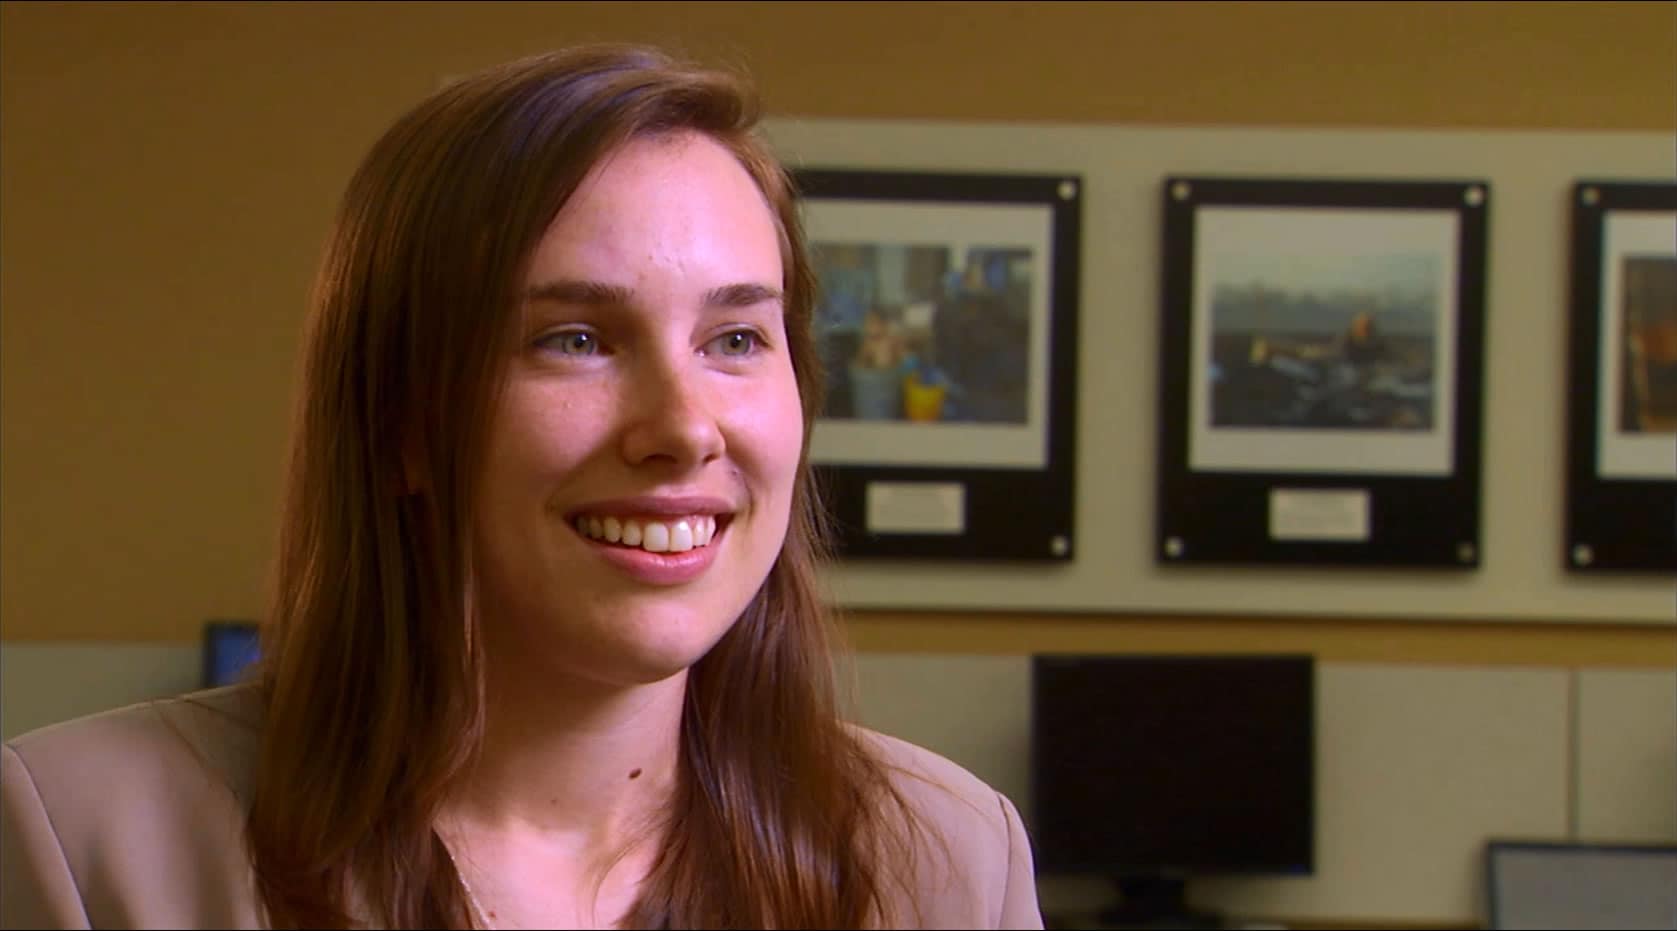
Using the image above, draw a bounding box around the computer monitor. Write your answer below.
[201,620,261,688]
[1485,840,1677,930]
[1030,653,1316,928]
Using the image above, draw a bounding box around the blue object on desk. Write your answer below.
[202,620,261,688]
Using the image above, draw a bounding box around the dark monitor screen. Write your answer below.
[1030,653,1316,879]
[202,621,261,689]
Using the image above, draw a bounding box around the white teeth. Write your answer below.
[669,521,693,553]
[576,514,721,554]
[642,522,670,552]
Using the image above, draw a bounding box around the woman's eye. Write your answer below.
[711,330,759,356]
[541,330,598,356]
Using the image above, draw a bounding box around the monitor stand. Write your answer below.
[1095,875,1224,930]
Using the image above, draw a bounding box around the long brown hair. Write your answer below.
[248,44,923,929]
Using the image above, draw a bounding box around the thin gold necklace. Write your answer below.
[443,840,494,930]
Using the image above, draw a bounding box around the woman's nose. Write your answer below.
[618,355,725,469]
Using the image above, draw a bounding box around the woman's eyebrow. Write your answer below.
[523,278,633,306]
[522,279,783,309]
[703,282,784,309]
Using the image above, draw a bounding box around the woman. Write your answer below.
[0,45,1042,929]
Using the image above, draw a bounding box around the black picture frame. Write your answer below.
[1564,180,1677,573]
[1156,176,1489,568]
[792,168,1082,561]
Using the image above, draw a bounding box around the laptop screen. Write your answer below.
[1486,841,1677,931]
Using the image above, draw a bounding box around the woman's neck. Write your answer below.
[433,667,687,928]
[443,667,686,854]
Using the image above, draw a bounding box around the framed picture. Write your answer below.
[793,168,1082,560]
[1156,176,1488,568]
[1565,180,1677,572]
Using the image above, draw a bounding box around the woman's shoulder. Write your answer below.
[850,726,1045,929]
[854,726,1013,826]
[4,682,263,813]
[2,685,267,928]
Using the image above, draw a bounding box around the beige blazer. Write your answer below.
[1,685,1043,929]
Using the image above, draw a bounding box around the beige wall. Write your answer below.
[2,1,1675,648]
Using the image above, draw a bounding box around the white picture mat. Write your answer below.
[803,199,1054,468]
[1596,211,1677,480]
[1189,205,1461,476]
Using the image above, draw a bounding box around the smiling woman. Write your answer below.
[0,44,1042,931]
[473,131,804,699]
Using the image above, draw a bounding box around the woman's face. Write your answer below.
[470,130,803,690]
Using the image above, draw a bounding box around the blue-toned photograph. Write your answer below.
[811,241,1033,425]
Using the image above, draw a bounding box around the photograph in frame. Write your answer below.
[1595,212,1677,480]
[1188,205,1459,477]
[1157,177,1488,569]
[805,200,1054,471]
[1566,180,1677,572]
[793,169,1081,561]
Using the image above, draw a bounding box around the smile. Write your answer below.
[572,514,721,554]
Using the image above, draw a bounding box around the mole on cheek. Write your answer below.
[628,768,642,780]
